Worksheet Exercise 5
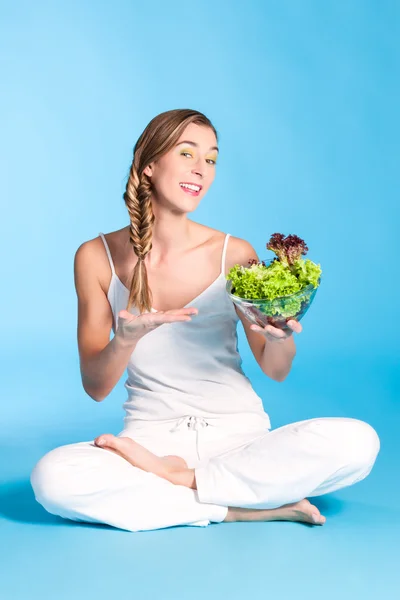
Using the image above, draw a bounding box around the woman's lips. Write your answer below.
[179,185,201,196]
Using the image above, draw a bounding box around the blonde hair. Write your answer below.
[123,108,218,314]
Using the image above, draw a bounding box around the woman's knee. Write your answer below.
[30,445,75,511]
[309,417,380,469]
[334,418,380,469]
[30,441,104,513]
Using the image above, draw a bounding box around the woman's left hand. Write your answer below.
[250,319,302,343]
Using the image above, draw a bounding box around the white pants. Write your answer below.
[30,414,380,532]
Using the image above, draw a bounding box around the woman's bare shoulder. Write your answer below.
[224,233,259,272]
[191,223,255,265]
[75,227,127,295]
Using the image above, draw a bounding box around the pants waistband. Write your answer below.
[122,412,271,434]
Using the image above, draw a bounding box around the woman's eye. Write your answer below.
[181,152,216,165]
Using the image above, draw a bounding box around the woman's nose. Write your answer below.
[191,166,204,178]
[191,156,205,176]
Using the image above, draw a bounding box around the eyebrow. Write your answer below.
[176,140,219,152]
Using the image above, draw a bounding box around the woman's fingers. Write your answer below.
[118,307,198,319]
[250,319,302,339]
[160,308,199,322]
[168,308,198,316]
[118,309,133,319]
[116,307,197,344]
[265,325,287,338]
[288,319,302,333]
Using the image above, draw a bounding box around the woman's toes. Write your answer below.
[293,499,326,525]
[94,434,117,448]
[312,511,326,524]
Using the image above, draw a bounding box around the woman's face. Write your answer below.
[144,122,218,211]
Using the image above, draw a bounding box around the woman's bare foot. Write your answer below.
[93,433,188,479]
[93,435,326,525]
[225,498,326,525]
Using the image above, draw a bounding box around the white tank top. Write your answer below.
[99,232,271,430]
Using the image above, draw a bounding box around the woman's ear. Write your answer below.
[143,164,153,178]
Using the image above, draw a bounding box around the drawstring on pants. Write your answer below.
[169,416,211,461]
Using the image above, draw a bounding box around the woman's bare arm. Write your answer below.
[74,241,138,402]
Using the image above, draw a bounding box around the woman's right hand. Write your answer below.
[115,307,198,345]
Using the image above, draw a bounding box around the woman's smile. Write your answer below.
[179,182,202,196]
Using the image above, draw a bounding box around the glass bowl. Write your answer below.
[226,259,321,332]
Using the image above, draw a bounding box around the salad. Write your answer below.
[226,233,322,322]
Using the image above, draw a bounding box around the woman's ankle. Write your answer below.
[169,468,197,489]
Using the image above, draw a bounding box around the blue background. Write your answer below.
[1,1,399,598]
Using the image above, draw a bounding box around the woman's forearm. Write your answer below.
[81,333,139,402]
[259,335,296,382]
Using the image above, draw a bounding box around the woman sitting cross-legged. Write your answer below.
[30,108,380,532]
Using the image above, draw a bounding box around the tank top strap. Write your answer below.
[221,233,231,277]
[98,232,116,277]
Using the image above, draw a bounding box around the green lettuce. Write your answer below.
[227,233,322,303]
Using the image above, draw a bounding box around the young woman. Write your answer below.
[30,109,380,532]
